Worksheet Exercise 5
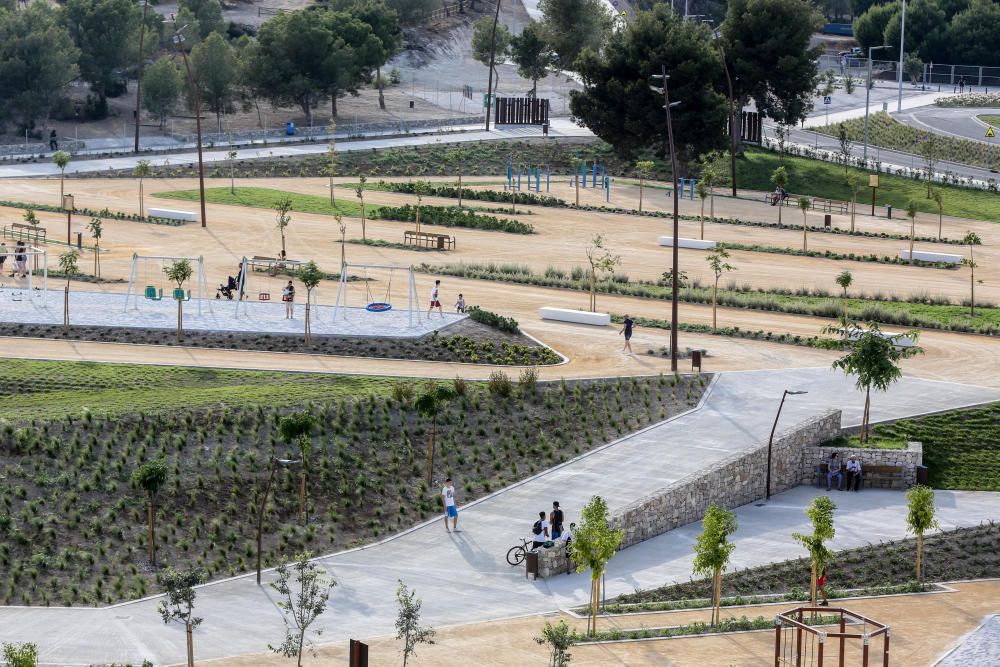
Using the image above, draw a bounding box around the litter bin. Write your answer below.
[824,214,832,228]
[525,550,539,580]
[886,204,892,219]
[285,121,295,136]
[542,121,549,136]
[916,465,929,485]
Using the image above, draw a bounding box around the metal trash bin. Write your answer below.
[886,204,893,219]
[525,550,539,580]
[916,465,929,485]
[824,214,832,228]
[542,121,549,136]
[285,121,295,136]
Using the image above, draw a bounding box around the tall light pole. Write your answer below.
[650,67,682,371]
[896,0,907,112]
[717,40,738,197]
[134,0,150,153]
[765,389,808,500]
[484,0,502,131]
[171,19,208,228]
[864,45,889,163]
[256,457,301,585]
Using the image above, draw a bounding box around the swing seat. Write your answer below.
[172,288,190,302]
[258,292,271,301]
[366,302,392,312]
[144,286,163,301]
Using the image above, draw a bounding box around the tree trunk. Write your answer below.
[331,95,338,119]
[712,279,718,329]
[778,199,782,225]
[304,100,312,129]
[851,193,857,232]
[64,284,70,330]
[803,214,808,251]
[916,533,923,582]
[297,628,305,667]
[426,423,435,489]
[971,265,975,317]
[147,498,155,565]
[638,178,644,213]
[532,79,537,99]
[217,109,222,134]
[810,560,817,608]
[709,188,714,218]
[329,176,334,206]
[938,209,942,240]
[416,205,421,233]
[177,298,183,340]
[458,172,463,209]
[299,468,306,524]
[909,219,915,263]
[254,98,263,128]
[186,621,194,667]
[304,302,311,344]
[360,202,366,241]
[377,67,386,110]
[700,198,705,239]
[139,179,145,217]
[575,178,580,207]
[589,269,595,312]
[861,388,871,442]
[589,578,597,636]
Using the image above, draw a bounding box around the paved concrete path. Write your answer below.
[1,368,996,665]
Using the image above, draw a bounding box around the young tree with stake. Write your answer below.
[58,250,78,330]
[797,196,811,251]
[770,166,788,225]
[355,175,368,241]
[412,180,429,233]
[534,620,575,667]
[692,504,737,626]
[298,261,323,344]
[906,485,938,583]
[52,150,71,203]
[835,270,853,331]
[921,138,939,197]
[837,125,853,176]
[415,384,456,488]
[269,552,336,667]
[279,412,316,524]
[226,149,237,194]
[132,458,167,566]
[274,197,292,260]
[134,159,152,216]
[792,495,836,610]
[962,231,982,317]
[326,120,337,205]
[846,172,859,232]
[448,149,466,209]
[705,247,735,330]
[164,259,193,340]
[570,156,583,206]
[87,217,102,278]
[395,579,435,667]
[906,200,918,263]
[932,189,944,240]
[585,234,620,312]
[158,567,205,667]
[696,180,709,239]
[335,213,347,273]
[635,160,655,213]
[570,495,624,636]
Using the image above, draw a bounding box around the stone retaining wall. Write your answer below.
[801,441,923,487]
[535,411,842,578]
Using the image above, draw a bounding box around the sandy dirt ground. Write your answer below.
[206,580,1000,666]
[0,175,996,386]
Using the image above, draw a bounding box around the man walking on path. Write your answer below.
[619,314,635,354]
[531,511,549,549]
[428,279,444,317]
[549,501,564,539]
[441,477,458,532]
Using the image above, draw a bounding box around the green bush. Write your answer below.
[385,181,568,207]
[375,204,534,234]
[466,306,520,334]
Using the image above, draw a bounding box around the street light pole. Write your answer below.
[765,389,808,500]
[896,0,907,113]
[484,0,503,132]
[171,19,208,228]
[255,458,300,585]
[134,0,150,153]
[864,46,889,163]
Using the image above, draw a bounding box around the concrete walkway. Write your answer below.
[0,368,996,665]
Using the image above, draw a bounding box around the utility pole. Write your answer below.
[134,0,150,153]
[864,46,889,162]
[651,66,681,371]
[172,19,208,228]
[896,0,907,112]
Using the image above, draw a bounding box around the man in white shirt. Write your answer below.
[845,454,863,492]
[441,477,458,532]
[428,279,443,317]
[531,510,550,549]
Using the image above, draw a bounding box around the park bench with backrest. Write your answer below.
[3,223,46,244]
[403,230,456,250]
[811,197,849,214]
[813,461,905,489]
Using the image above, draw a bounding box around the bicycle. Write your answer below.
[506,537,535,566]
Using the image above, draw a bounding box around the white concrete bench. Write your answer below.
[846,328,918,348]
[899,250,963,264]
[539,307,611,326]
[658,236,716,250]
[147,207,198,222]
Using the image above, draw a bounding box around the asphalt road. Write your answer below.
[897,106,1000,143]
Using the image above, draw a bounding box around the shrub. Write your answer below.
[487,371,512,397]
[375,204,534,234]
[466,306,520,334]
[518,368,539,394]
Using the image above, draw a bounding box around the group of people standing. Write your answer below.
[531,501,573,549]
[0,241,29,279]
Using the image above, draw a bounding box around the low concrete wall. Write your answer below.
[802,441,923,487]
[535,411,842,577]
[899,250,963,264]
[538,307,611,326]
[657,236,716,250]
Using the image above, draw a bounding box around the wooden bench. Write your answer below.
[812,198,849,214]
[147,207,197,223]
[813,462,905,489]
[3,223,46,244]
[404,230,455,250]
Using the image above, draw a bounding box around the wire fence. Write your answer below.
[818,55,1000,92]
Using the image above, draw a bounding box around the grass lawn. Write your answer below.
[737,147,1000,222]
[153,187,376,219]
[977,114,1000,128]
[821,434,909,450]
[871,402,1000,490]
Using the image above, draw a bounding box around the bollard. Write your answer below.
[605,176,610,202]
[887,204,893,219]
[546,167,551,192]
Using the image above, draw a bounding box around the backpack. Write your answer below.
[532,520,543,536]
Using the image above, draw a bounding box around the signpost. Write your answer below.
[823,95,832,126]
[869,174,879,216]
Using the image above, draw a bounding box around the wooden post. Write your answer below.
[774,620,782,667]
[882,630,890,667]
[817,633,824,667]
[796,609,803,667]
[862,635,870,667]
[839,616,846,667]
[186,621,194,667]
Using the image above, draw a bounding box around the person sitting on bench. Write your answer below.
[826,452,843,491]
[845,454,862,492]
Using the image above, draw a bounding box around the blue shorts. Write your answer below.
[446,505,458,518]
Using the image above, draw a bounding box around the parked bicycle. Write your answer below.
[506,537,534,566]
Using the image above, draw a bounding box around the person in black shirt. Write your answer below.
[619,314,635,355]
[549,501,564,539]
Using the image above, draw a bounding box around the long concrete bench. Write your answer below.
[147,207,198,222]
[657,236,716,250]
[846,328,918,348]
[538,307,611,326]
[899,250,963,264]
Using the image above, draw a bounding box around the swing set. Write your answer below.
[234,255,306,317]
[332,262,420,326]
[0,244,48,306]
[124,253,208,314]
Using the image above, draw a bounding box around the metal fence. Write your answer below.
[818,54,1000,91]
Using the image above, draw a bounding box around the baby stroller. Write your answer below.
[216,276,237,300]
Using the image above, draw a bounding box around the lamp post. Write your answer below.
[134,0,150,153]
[896,0,907,113]
[650,67,682,371]
[864,46,889,163]
[255,457,301,585]
[62,194,74,245]
[171,19,208,228]
[765,389,808,500]
[717,42,738,197]
[484,0,502,131]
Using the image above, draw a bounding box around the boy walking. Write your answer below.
[619,314,635,354]
[441,477,458,532]
[428,279,444,317]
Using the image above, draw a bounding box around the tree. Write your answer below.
[510,20,555,98]
[771,166,788,225]
[570,495,624,636]
[835,270,853,330]
[275,197,292,259]
[797,196,811,251]
[945,0,1000,68]
[585,234,621,312]
[920,139,939,197]
[164,259,193,339]
[931,189,944,240]
[415,384,457,488]
[846,173,859,232]
[87,217,103,278]
[58,251,79,330]
[179,0,224,39]
[0,3,79,128]
[692,504,737,626]
[1,642,37,667]
[792,495,836,609]
[322,10,384,118]
[830,322,920,442]
[336,214,347,273]
[698,151,730,218]
[723,0,824,129]
[269,552,336,667]
[571,8,728,161]
[837,125,854,175]
[298,261,324,344]
[324,121,338,205]
[158,567,205,667]
[635,160,655,213]
[906,200,919,263]
[903,52,924,85]
[853,2,896,53]
[134,159,152,217]
[280,412,316,523]
[52,151,71,203]
[395,579,435,667]
[696,181,709,240]
[534,620,575,667]
[339,0,402,111]
[412,180,429,233]
[472,16,511,68]
[23,209,39,228]
[226,149,237,194]
[355,176,368,241]
[905,485,938,583]
[142,58,183,130]
[570,156,583,207]
[447,149,466,209]
[539,0,611,71]
[190,32,236,133]
[132,459,167,566]
[62,0,141,100]
[706,248,735,330]
[962,231,981,317]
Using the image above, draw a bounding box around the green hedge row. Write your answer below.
[384,182,568,208]
[375,204,534,234]
[467,305,520,334]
